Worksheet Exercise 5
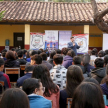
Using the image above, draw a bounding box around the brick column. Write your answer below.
[25,24,30,50]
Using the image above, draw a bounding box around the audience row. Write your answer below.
[0,47,108,108]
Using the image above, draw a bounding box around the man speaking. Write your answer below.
[67,36,81,55]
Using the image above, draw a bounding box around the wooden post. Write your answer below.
[25,24,30,50]
[84,25,89,45]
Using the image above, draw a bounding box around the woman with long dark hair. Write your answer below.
[5,50,20,67]
[0,88,30,108]
[32,64,59,108]
[71,82,105,108]
[4,50,20,82]
[82,54,95,73]
[59,65,84,108]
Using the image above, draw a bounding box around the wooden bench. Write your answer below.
[5,68,20,86]
[20,65,26,71]
[67,98,72,108]
[20,65,26,77]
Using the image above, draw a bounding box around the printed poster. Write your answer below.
[59,31,72,49]
[30,33,45,49]
[73,34,89,53]
[103,33,108,51]
[45,30,58,52]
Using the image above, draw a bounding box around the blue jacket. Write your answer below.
[26,58,31,62]
[67,42,80,55]
[28,94,52,108]
[16,73,32,87]
[101,83,108,98]
[84,64,95,73]
[62,55,73,69]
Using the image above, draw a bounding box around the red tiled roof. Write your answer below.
[0,1,108,24]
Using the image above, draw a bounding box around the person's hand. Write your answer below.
[73,42,75,46]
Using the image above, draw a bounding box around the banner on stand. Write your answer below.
[30,33,45,50]
[103,33,108,51]
[59,31,72,49]
[73,34,89,53]
[45,30,58,52]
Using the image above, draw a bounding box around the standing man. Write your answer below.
[67,36,81,55]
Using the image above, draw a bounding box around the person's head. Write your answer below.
[17,50,23,58]
[67,49,75,58]
[82,54,90,65]
[23,49,27,55]
[32,64,59,97]
[71,82,105,108]
[98,50,105,57]
[1,49,7,53]
[56,49,61,54]
[88,49,92,55]
[16,49,20,54]
[70,36,75,42]
[93,48,98,55]
[39,48,44,52]
[22,78,44,96]
[40,52,47,61]
[0,58,4,71]
[73,56,82,65]
[30,50,38,57]
[61,47,68,56]
[0,88,30,108]
[11,48,16,55]
[53,54,63,65]
[26,51,30,58]
[66,65,84,97]
[83,77,99,85]
[50,50,56,59]
[105,50,108,55]
[94,58,104,68]
[1,52,6,58]
[5,51,16,60]
[37,50,42,54]
[47,44,50,47]
[91,49,96,55]
[31,54,42,65]
[104,55,108,66]
[52,43,55,47]
[24,65,34,74]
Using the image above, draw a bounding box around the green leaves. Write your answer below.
[0,11,5,21]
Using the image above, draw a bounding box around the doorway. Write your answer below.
[14,33,25,49]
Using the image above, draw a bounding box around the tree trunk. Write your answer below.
[91,0,108,33]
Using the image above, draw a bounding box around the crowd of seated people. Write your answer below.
[0,47,108,108]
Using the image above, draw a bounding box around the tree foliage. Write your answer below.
[0,11,5,21]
